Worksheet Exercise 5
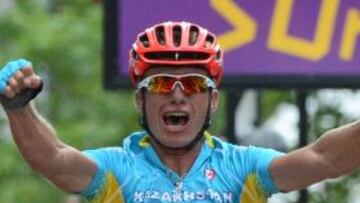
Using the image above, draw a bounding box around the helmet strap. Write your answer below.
[138,89,212,151]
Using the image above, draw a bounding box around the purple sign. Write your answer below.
[105,0,360,88]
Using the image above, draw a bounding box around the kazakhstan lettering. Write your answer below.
[133,189,233,202]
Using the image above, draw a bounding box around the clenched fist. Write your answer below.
[0,59,43,109]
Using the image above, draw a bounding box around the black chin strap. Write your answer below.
[138,89,213,151]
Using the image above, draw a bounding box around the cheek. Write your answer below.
[144,95,163,121]
[192,94,210,117]
[145,104,156,118]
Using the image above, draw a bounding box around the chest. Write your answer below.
[119,160,238,202]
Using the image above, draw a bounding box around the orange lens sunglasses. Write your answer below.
[137,74,216,95]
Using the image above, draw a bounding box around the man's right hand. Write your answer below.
[0,59,43,109]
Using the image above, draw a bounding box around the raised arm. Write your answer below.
[0,59,97,193]
[270,120,360,192]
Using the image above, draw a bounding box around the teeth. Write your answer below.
[165,112,188,117]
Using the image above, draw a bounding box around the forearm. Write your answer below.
[6,104,66,173]
[5,104,96,192]
[313,120,360,177]
[271,120,360,192]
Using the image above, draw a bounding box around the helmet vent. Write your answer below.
[131,49,139,60]
[145,51,210,61]
[173,26,182,47]
[216,50,222,60]
[155,26,166,45]
[189,26,199,45]
[205,34,215,48]
[139,34,150,47]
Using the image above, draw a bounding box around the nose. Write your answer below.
[171,83,186,103]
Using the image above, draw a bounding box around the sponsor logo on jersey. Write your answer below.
[133,189,233,202]
[205,168,216,180]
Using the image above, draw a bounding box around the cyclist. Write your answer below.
[2,21,360,202]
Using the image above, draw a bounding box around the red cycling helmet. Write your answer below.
[129,21,223,86]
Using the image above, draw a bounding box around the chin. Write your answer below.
[157,135,194,149]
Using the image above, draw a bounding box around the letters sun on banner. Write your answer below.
[104,0,360,89]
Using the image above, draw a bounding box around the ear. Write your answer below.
[134,90,144,114]
[210,89,219,113]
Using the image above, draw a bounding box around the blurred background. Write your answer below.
[0,0,360,203]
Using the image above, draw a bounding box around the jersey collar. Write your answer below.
[124,131,216,180]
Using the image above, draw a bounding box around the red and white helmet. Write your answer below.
[129,21,223,86]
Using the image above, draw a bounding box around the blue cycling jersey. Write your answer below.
[81,131,284,203]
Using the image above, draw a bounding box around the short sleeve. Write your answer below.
[246,146,285,194]
[79,147,129,199]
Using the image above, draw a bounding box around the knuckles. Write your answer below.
[0,59,42,99]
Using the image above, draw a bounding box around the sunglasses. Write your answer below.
[137,74,216,95]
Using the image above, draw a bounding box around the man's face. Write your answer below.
[135,67,219,149]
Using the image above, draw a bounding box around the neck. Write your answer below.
[150,138,203,176]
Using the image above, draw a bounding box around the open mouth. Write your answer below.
[163,112,190,127]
